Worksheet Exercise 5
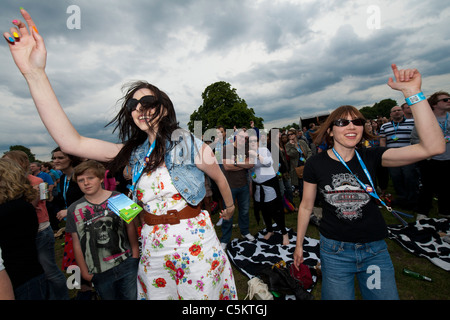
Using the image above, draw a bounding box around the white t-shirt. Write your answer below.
[251,147,277,202]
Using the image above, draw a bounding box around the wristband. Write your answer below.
[225,203,234,209]
[405,92,426,106]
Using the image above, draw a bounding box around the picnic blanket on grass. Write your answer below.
[387,218,450,271]
[226,227,320,290]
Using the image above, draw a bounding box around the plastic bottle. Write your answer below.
[402,268,432,282]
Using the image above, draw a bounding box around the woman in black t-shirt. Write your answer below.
[293,65,446,300]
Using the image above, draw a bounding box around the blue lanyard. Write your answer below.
[63,175,70,208]
[438,113,448,133]
[128,140,156,198]
[332,148,412,226]
[392,121,400,134]
[296,142,303,155]
[296,142,306,161]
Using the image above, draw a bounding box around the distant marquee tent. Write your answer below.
[299,111,331,129]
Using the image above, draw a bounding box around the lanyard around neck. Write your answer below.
[332,148,412,226]
[128,140,156,198]
[63,175,71,208]
[392,121,399,132]
[438,113,449,133]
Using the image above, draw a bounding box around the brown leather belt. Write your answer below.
[143,204,202,226]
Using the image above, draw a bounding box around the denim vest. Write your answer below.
[129,129,206,206]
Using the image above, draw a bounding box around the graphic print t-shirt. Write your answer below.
[303,147,388,243]
[66,191,131,274]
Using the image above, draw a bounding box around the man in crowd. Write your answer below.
[220,129,255,249]
[411,91,450,220]
[380,105,418,210]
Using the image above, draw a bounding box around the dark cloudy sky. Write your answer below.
[1,0,449,160]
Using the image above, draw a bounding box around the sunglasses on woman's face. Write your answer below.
[126,95,158,113]
[333,118,365,127]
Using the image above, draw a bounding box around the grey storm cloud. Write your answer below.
[1,0,450,160]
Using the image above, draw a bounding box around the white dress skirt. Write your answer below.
[136,164,237,300]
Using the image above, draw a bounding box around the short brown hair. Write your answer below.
[73,160,105,181]
[41,162,53,170]
[313,105,374,147]
[428,91,450,109]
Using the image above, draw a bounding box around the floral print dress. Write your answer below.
[136,164,237,300]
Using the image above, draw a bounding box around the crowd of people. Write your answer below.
[1,9,449,301]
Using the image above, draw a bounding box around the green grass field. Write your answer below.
[208,190,450,300]
[55,184,449,300]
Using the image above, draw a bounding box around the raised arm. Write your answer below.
[4,9,122,161]
[382,64,445,167]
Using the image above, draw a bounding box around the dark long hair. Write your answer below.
[105,81,180,174]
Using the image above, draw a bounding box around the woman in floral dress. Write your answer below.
[135,164,236,299]
[5,9,237,300]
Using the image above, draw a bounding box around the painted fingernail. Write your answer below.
[20,7,24,10]
[12,20,18,24]
[8,37,15,43]
[13,32,19,38]
[32,26,38,34]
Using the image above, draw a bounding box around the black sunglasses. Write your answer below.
[126,95,158,113]
[437,98,450,103]
[333,118,365,127]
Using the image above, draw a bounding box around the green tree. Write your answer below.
[188,81,264,131]
[5,145,37,162]
[359,98,397,119]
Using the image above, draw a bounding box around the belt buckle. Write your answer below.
[166,210,181,225]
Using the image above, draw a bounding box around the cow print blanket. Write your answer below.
[226,227,320,287]
[387,218,450,271]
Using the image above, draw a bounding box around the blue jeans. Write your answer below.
[320,235,399,300]
[91,257,139,300]
[35,224,69,300]
[221,184,250,243]
[14,273,48,300]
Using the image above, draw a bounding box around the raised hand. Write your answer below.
[387,63,422,96]
[3,8,47,77]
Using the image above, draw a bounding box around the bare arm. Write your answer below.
[0,270,14,300]
[382,64,445,167]
[195,143,234,220]
[4,9,122,161]
[126,222,140,259]
[293,181,317,269]
[222,149,255,171]
[0,248,14,300]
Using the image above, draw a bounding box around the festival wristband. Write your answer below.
[405,92,426,106]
